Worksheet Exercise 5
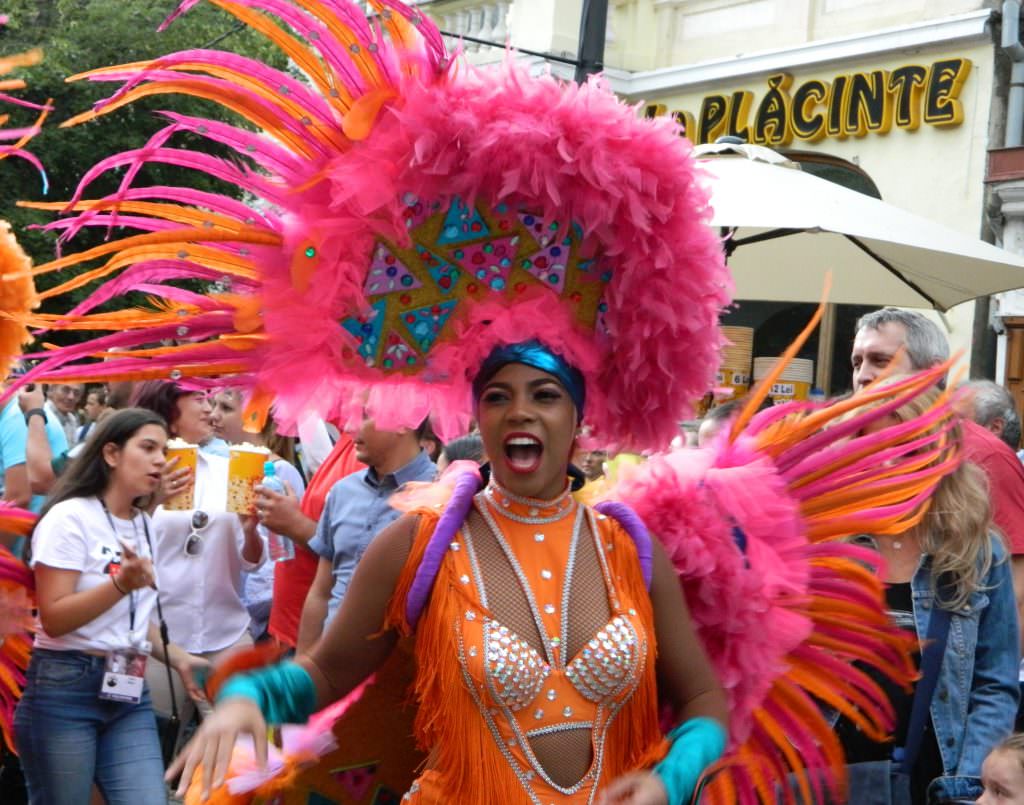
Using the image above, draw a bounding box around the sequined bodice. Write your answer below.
[445,483,650,802]
[485,616,641,710]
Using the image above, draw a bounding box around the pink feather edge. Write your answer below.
[0,508,36,754]
[8,0,732,453]
[221,677,375,796]
[607,427,914,803]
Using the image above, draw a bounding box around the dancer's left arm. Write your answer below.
[648,538,729,724]
[598,538,728,805]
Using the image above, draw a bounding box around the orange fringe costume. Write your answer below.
[384,485,665,805]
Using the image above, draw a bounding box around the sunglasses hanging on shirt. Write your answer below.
[183,510,210,557]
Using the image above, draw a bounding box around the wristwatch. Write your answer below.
[24,408,47,425]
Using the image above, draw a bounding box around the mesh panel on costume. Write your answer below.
[463,508,614,787]
[465,510,540,648]
[562,526,612,662]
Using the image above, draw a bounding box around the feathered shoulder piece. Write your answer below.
[6,0,730,451]
[0,504,37,754]
[608,324,959,804]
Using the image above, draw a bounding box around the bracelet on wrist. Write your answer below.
[111,575,128,595]
[24,408,47,425]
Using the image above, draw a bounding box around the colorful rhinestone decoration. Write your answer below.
[340,195,613,373]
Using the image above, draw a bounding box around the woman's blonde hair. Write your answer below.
[874,381,997,610]
[218,388,298,467]
[995,733,1024,770]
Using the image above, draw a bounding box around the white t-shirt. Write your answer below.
[31,496,158,653]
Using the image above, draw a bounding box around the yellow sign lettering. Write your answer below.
[645,58,971,144]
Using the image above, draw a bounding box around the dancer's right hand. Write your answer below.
[165,696,268,801]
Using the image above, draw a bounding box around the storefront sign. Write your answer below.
[645,58,971,145]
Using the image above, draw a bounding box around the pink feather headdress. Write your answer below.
[6,0,731,451]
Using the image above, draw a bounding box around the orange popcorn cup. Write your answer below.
[163,442,198,511]
[227,445,270,514]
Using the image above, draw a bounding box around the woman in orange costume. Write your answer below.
[172,342,730,805]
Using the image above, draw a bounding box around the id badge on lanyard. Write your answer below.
[98,504,153,703]
[98,598,152,703]
[99,643,150,703]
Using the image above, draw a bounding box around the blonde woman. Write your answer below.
[833,382,1019,804]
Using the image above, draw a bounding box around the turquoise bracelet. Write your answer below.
[653,717,727,804]
[217,660,318,725]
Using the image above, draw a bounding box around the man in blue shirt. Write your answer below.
[298,418,436,650]
[0,397,31,515]
[16,386,71,510]
[0,385,68,554]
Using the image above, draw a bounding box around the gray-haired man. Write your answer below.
[851,307,950,391]
[962,379,1022,452]
[851,307,1024,644]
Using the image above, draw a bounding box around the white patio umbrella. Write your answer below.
[695,143,1024,311]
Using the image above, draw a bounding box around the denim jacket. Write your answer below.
[850,533,1020,801]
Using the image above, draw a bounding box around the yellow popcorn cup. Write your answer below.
[163,442,198,511]
[227,445,270,514]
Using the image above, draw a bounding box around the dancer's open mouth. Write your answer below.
[504,433,543,473]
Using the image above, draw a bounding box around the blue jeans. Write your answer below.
[14,648,167,805]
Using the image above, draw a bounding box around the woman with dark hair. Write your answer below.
[436,432,485,473]
[130,380,266,747]
[130,380,228,458]
[13,408,206,805]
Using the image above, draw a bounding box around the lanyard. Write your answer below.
[99,498,152,632]
[97,496,181,742]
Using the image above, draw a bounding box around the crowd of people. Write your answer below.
[4,2,1024,802]
[0,305,1021,804]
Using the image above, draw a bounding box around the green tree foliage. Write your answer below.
[0,0,288,323]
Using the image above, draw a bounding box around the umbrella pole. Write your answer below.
[816,303,836,395]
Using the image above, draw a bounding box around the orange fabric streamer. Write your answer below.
[61,80,325,160]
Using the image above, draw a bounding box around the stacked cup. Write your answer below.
[753,357,814,405]
[718,326,754,401]
[227,444,272,514]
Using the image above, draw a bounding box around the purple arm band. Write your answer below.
[405,469,483,628]
[594,500,653,590]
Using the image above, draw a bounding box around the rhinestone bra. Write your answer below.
[445,483,650,801]
[485,616,641,710]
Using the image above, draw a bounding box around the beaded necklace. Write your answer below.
[483,479,576,526]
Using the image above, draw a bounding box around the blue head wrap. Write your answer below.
[472,341,585,421]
